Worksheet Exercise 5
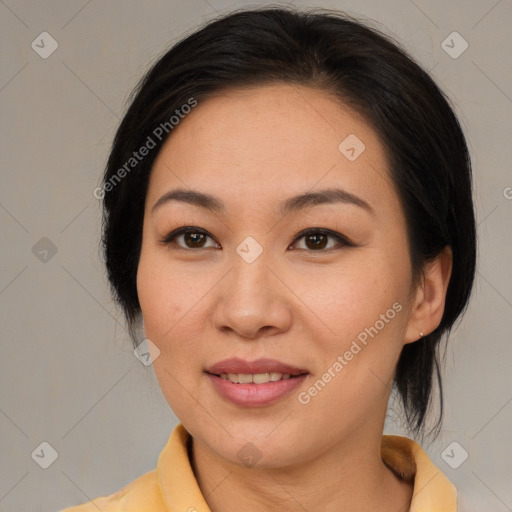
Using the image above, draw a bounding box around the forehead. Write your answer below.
[147,83,397,213]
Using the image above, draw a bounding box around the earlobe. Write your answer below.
[404,246,453,344]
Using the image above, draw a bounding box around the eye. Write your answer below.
[160,226,220,250]
[290,228,353,251]
[160,226,353,252]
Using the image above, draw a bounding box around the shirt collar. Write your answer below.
[382,435,457,511]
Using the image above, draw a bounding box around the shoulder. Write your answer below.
[59,423,195,512]
[59,468,166,511]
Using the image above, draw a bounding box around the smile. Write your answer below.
[218,372,293,384]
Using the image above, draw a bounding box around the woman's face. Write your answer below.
[137,83,419,468]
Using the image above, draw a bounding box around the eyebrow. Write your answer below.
[151,187,374,216]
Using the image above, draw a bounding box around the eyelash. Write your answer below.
[160,226,354,252]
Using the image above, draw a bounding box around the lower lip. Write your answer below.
[206,373,308,407]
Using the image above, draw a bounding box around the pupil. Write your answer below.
[186,232,205,248]
[306,233,327,250]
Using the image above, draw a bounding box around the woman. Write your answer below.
[62,6,476,511]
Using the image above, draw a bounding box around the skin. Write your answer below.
[136,83,453,512]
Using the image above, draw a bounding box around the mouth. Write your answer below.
[205,357,309,379]
[206,371,307,384]
[204,358,309,406]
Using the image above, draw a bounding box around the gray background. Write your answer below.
[1,1,511,511]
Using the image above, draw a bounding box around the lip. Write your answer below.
[205,358,309,407]
[205,357,309,376]
[206,373,308,407]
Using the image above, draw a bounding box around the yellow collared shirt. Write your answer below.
[61,423,457,511]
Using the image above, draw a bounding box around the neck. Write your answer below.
[189,424,413,512]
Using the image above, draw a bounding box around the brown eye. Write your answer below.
[161,227,219,249]
[291,228,352,251]
[183,232,208,248]
[304,232,328,250]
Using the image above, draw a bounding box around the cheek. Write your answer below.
[136,249,213,386]
[137,249,196,338]
[137,254,202,413]
[300,259,402,335]
[301,269,407,409]
[297,257,410,403]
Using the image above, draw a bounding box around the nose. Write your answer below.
[212,251,293,340]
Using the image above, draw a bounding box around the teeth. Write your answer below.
[270,372,289,381]
[238,373,253,384]
[221,372,292,384]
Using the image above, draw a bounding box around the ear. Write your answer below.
[404,245,453,344]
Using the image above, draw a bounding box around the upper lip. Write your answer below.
[206,358,309,376]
